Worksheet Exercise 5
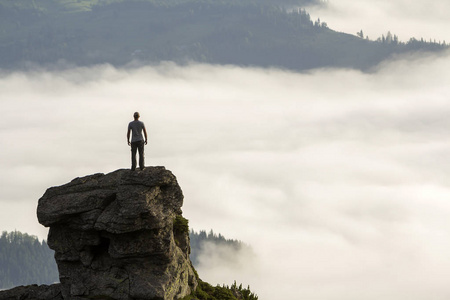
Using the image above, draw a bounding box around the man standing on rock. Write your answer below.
[127,112,148,171]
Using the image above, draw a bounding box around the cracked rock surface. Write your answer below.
[36,167,197,300]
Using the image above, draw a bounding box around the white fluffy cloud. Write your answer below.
[1,50,450,298]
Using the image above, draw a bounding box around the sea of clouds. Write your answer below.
[1,49,450,299]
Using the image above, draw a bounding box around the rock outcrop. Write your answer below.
[34,167,197,300]
[0,284,62,300]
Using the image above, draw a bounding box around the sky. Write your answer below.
[1,1,450,299]
[308,0,450,42]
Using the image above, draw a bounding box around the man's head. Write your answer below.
[133,112,140,120]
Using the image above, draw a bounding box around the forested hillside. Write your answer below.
[0,231,58,290]
[0,0,446,70]
[190,229,253,267]
[0,230,251,290]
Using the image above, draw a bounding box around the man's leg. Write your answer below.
[138,141,145,170]
[131,142,138,171]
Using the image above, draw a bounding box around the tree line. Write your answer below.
[0,231,58,290]
[0,230,252,290]
[0,0,447,71]
[189,229,253,267]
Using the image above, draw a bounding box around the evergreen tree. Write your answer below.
[357,29,364,39]
[189,229,254,267]
[0,231,59,290]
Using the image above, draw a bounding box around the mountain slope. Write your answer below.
[0,0,446,70]
[0,231,58,289]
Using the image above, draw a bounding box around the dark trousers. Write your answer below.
[131,140,145,171]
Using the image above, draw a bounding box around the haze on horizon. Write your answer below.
[1,1,450,299]
[308,0,450,42]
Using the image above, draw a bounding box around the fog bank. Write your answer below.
[1,51,450,299]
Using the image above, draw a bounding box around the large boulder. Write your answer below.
[36,167,197,300]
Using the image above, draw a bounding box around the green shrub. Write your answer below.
[173,215,189,234]
[180,280,258,300]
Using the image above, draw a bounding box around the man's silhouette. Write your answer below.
[127,112,148,171]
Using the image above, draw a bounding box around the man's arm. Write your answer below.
[143,127,148,145]
[127,128,131,146]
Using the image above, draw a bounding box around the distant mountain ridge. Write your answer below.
[0,0,446,70]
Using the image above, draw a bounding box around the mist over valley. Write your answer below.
[1,0,450,299]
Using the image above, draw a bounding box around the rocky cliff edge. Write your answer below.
[1,167,198,300]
